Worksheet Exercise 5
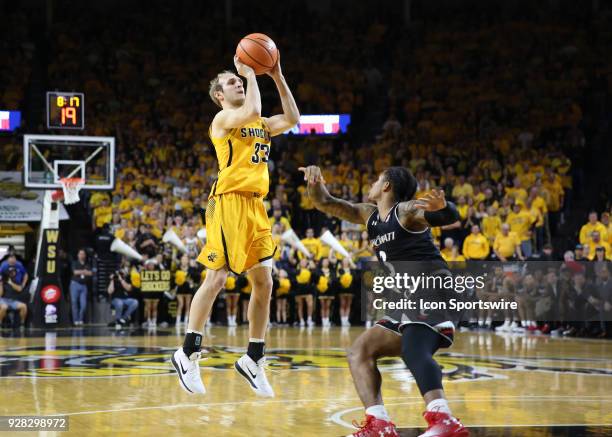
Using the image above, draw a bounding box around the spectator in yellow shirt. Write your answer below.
[451,175,473,199]
[456,196,469,221]
[602,212,612,245]
[579,211,608,246]
[462,225,490,260]
[269,208,291,233]
[506,202,535,257]
[493,224,524,261]
[93,197,113,230]
[300,228,322,260]
[586,231,612,260]
[440,238,454,261]
[543,170,564,233]
[526,198,545,252]
[175,192,194,216]
[335,231,355,261]
[505,177,528,205]
[481,206,502,243]
[446,245,466,262]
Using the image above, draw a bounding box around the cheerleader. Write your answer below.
[224,274,240,326]
[275,269,291,325]
[316,258,336,327]
[174,255,199,326]
[293,257,315,327]
[336,257,355,327]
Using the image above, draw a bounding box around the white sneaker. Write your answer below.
[299,319,305,327]
[171,348,206,394]
[234,354,275,397]
[496,321,511,332]
[307,319,315,327]
[365,320,372,328]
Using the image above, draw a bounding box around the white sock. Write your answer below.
[426,398,451,415]
[365,405,390,421]
[307,317,312,322]
[186,329,203,335]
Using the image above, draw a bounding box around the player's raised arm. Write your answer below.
[397,189,460,231]
[212,56,262,131]
[299,165,375,224]
[263,52,300,137]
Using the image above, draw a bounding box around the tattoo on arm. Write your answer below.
[397,201,428,231]
[307,182,375,224]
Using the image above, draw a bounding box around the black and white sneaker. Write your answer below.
[171,348,206,394]
[234,354,275,397]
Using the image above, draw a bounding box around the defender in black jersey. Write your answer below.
[300,165,468,437]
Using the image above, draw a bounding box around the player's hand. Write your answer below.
[234,55,255,77]
[413,189,447,211]
[266,50,283,80]
[298,165,326,185]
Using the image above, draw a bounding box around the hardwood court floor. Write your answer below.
[0,326,611,436]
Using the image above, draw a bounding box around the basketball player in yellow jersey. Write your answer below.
[172,54,299,398]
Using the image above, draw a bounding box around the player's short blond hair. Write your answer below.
[209,70,234,108]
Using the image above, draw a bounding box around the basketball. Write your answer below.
[236,33,278,75]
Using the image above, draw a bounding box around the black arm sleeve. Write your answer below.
[424,201,460,227]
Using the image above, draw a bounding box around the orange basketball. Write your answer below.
[236,33,278,75]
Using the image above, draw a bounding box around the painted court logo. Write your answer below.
[0,346,610,379]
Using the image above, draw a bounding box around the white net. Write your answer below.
[59,178,85,205]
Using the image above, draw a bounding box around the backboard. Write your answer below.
[23,135,115,190]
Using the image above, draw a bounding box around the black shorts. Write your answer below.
[374,316,455,348]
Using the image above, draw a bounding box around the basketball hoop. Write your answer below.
[59,177,85,205]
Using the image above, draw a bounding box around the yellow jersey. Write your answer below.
[209,118,271,196]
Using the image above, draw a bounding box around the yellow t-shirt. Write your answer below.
[462,234,490,259]
[543,181,564,212]
[209,118,271,196]
[493,232,520,258]
[531,196,548,216]
[336,240,355,260]
[481,215,502,242]
[586,241,612,260]
[452,183,474,199]
[300,238,322,260]
[579,222,608,245]
[505,210,534,242]
[94,206,113,228]
[505,187,528,204]
[118,199,134,220]
[269,216,291,232]
[297,185,314,210]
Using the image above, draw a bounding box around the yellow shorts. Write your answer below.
[197,192,276,274]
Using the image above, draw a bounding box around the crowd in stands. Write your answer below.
[1,1,611,336]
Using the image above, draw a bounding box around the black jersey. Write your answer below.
[366,202,461,328]
[366,202,446,265]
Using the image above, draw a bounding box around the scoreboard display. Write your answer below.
[46,91,85,130]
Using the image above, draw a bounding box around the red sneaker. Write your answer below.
[419,411,469,437]
[347,415,400,437]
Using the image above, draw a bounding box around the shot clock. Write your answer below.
[46,91,85,130]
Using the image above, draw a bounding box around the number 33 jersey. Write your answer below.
[209,118,271,197]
